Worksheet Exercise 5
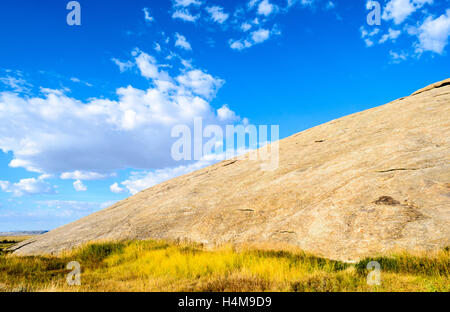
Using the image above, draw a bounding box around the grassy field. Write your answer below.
[0,236,32,253]
[0,238,448,292]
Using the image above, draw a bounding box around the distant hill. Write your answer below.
[10,79,450,261]
[0,231,47,236]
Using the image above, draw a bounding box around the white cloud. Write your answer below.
[143,7,154,22]
[229,26,279,50]
[241,22,252,32]
[229,39,252,50]
[365,39,374,47]
[175,33,192,50]
[0,49,238,176]
[287,0,314,8]
[325,1,335,10]
[111,58,134,72]
[379,28,402,43]
[70,77,92,87]
[0,76,32,93]
[172,9,199,22]
[217,105,238,121]
[60,170,110,180]
[252,28,270,43]
[73,179,87,192]
[360,26,380,47]
[154,42,162,52]
[382,0,433,25]
[206,6,229,24]
[389,50,409,63]
[176,70,224,99]
[110,182,126,194]
[414,9,450,54]
[120,158,216,195]
[134,51,168,79]
[248,0,259,9]
[173,0,202,7]
[0,175,54,197]
[257,0,277,16]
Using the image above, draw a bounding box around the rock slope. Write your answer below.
[11,79,450,261]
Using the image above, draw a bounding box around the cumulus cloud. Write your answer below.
[241,22,252,32]
[360,1,450,56]
[414,9,450,54]
[0,49,238,177]
[382,0,433,25]
[134,50,169,79]
[257,0,277,16]
[0,175,54,197]
[217,105,238,121]
[175,33,192,50]
[110,182,126,193]
[206,6,229,24]
[176,70,224,99]
[229,39,252,50]
[73,179,87,192]
[252,28,270,43]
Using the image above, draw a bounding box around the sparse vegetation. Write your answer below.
[0,238,448,292]
[0,236,32,255]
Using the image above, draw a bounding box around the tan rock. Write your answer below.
[11,79,450,261]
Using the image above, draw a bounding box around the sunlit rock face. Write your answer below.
[11,79,450,262]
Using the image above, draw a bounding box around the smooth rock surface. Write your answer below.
[11,80,450,261]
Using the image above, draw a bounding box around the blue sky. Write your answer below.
[0,0,449,231]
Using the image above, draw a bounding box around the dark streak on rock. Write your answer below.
[374,196,400,206]
[377,168,418,173]
[223,160,238,167]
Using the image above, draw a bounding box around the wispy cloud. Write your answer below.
[175,33,192,50]
[0,175,55,197]
[206,6,229,24]
[111,58,134,72]
[172,8,199,22]
[229,26,280,50]
[143,7,154,22]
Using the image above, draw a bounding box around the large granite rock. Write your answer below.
[11,79,450,261]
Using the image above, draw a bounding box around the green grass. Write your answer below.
[0,236,32,255]
[0,239,448,292]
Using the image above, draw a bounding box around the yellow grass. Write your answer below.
[0,240,448,292]
[0,236,32,253]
